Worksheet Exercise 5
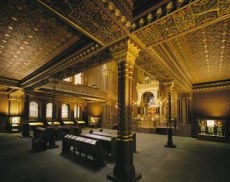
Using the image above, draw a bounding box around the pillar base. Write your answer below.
[107,171,142,182]
[164,144,176,148]
[20,123,31,138]
[47,145,59,149]
[164,127,176,148]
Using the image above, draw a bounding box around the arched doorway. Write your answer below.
[142,92,154,116]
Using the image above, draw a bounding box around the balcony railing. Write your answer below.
[43,80,117,100]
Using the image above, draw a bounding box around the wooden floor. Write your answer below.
[0,130,230,182]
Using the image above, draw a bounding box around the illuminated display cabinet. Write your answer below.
[198,119,226,141]
[88,116,102,127]
[9,116,21,132]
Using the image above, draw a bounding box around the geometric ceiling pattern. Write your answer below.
[40,0,125,44]
[133,0,230,92]
[155,18,230,86]
[133,0,230,46]
[0,0,81,80]
[170,18,230,84]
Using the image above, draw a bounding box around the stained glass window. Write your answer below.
[62,104,69,119]
[29,101,38,118]
[46,103,53,118]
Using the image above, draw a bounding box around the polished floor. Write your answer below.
[0,130,230,182]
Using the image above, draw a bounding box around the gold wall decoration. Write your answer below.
[134,0,230,46]
[171,89,178,119]
[192,88,230,118]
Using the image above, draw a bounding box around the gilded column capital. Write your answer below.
[110,38,140,64]
[163,81,174,90]
[126,39,140,66]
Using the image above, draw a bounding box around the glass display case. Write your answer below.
[47,121,61,126]
[198,119,225,141]
[28,121,44,130]
[9,116,21,132]
[63,120,75,126]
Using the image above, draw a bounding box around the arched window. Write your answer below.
[46,103,53,119]
[29,101,38,118]
[74,105,81,119]
[63,77,71,82]
[74,73,82,85]
[74,105,77,119]
[77,106,81,118]
[62,104,69,119]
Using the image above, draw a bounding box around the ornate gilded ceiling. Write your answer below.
[132,0,230,92]
[0,0,82,80]
[0,0,229,94]
[166,18,230,84]
[133,0,230,46]
[39,0,126,45]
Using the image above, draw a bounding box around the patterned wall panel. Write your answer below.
[0,0,79,80]
[192,88,230,118]
[171,89,178,119]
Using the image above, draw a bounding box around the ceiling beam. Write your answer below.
[35,0,105,46]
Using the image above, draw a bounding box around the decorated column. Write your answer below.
[107,39,141,181]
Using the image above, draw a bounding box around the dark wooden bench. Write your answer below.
[80,133,116,161]
[94,129,137,152]
[32,127,58,152]
[57,126,71,141]
[57,126,82,141]
[32,127,47,152]
[62,134,104,166]
[69,126,82,135]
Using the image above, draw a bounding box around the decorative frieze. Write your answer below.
[41,80,117,101]
[133,0,230,46]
